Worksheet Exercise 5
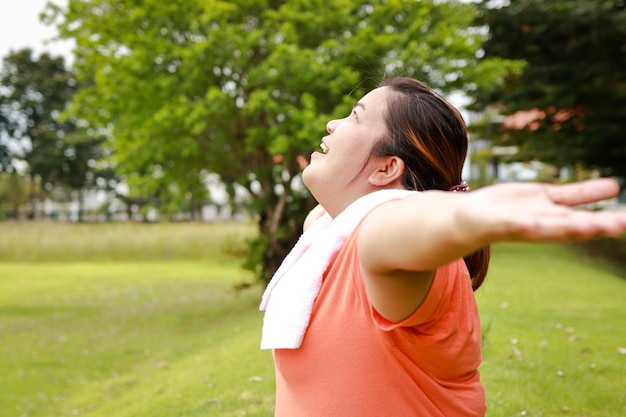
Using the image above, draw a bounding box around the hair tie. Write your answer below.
[448,180,470,192]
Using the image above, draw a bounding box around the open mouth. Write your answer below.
[320,142,328,154]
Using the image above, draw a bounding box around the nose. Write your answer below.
[326,119,338,134]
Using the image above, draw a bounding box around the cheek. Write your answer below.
[346,147,373,173]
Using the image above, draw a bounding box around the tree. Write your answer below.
[57,132,107,221]
[0,48,104,220]
[0,171,29,219]
[474,0,626,178]
[46,0,516,280]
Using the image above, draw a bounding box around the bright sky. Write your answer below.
[0,0,73,61]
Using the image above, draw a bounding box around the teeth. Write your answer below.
[320,143,328,153]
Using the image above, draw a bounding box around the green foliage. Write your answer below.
[0,49,73,198]
[475,0,626,177]
[0,171,29,219]
[0,48,107,219]
[45,0,518,279]
[0,142,10,171]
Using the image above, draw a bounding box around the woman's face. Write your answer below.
[302,86,391,216]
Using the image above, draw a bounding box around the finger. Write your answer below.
[516,210,626,242]
[546,178,621,207]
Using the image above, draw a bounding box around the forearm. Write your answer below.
[359,180,626,274]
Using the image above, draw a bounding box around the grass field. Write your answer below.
[477,243,626,416]
[0,222,625,416]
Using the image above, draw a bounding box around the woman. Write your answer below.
[260,77,626,416]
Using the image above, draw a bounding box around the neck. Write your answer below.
[320,185,409,218]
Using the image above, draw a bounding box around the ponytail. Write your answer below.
[464,246,490,291]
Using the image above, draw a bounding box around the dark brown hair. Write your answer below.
[374,77,490,290]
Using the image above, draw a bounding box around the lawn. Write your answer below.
[478,243,626,416]
[0,222,624,416]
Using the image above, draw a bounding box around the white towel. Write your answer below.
[259,189,417,350]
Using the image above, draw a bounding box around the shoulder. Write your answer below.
[303,204,327,231]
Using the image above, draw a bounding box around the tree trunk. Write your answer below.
[258,193,317,285]
[77,189,85,222]
[28,175,36,220]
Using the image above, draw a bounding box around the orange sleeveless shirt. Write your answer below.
[272,226,486,417]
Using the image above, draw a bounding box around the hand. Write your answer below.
[461,178,626,244]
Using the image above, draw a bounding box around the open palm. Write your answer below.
[460,179,626,244]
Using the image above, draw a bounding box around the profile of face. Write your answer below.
[302,86,397,215]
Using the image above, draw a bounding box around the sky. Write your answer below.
[0,0,73,61]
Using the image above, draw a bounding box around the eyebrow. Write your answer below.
[353,102,366,111]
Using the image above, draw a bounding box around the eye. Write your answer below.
[351,110,358,119]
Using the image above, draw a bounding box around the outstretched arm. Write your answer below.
[357,178,626,322]
[359,178,626,275]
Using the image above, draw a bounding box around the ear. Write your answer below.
[368,156,405,187]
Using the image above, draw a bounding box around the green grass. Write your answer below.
[478,243,626,417]
[0,261,275,417]
[0,221,255,262]
[0,222,274,417]
[0,223,625,416]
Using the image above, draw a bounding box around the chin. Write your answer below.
[301,167,314,190]
[301,168,322,198]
